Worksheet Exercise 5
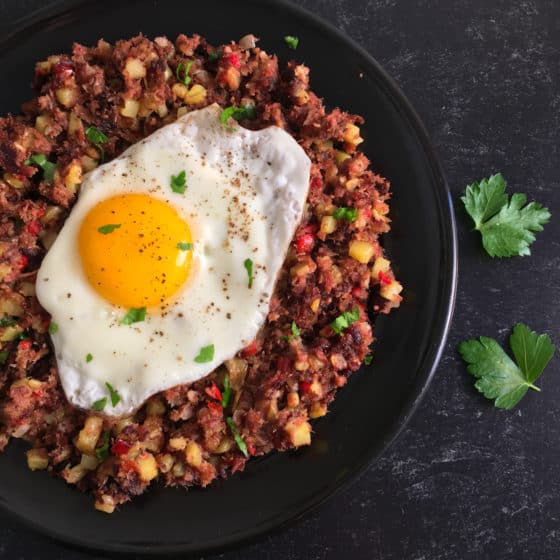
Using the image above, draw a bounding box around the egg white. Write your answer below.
[36,104,311,416]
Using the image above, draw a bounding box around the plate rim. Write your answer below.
[0,0,458,555]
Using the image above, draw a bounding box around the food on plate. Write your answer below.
[0,32,402,512]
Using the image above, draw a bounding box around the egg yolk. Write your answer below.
[79,194,193,308]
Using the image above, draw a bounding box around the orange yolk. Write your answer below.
[78,193,193,308]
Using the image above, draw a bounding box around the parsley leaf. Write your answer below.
[458,323,555,409]
[194,344,214,363]
[244,258,254,288]
[208,50,222,61]
[0,351,9,364]
[106,382,121,407]
[461,173,550,257]
[98,223,121,234]
[48,322,58,334]
[333,207,358,222]
[222,375,232,408]
[177,242,193,251]
[176,60,194,86]
[121,307,146,325]
[284,35,299,49]
[280,321,301,342]
[0,317,16,328]
[226,417,249,458]
[25,154,56,182]
[170,170,187,194]
[85,126,108,161]
[220,104,257,130]
[330,306,360,335]
[92,397,107,411]
[364,355,373,365]
[86,353,93,363]
[96,430,110,462]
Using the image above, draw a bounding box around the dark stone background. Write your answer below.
[0,0,559,558]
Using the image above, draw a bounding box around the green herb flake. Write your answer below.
[85,126,108,161]
[170,170,187,194]
[291,321,300,337]
[0,317,16,328]
[176,60,194,86]
[364,355,373,365]
[226,417,249,458]
[284,35,299,50]
[48,322,59,334]
[333,207,358,222]
[0,351,9,365]
[330,306,360,335]
[86,353,93,363]
[194,344,215,363]
[97,223,121,234]
[221,375,232,408]
[461,173,550,257]
[95,430,110,462]
[458,323,555,409]
[25,153,56,182]
[92,397,107,411]
[177,242,193,251]
[220,104,257,131]
[106,382,121,407]
[243,258,254,288]
[208,50,223,61]
[121,306,146,325]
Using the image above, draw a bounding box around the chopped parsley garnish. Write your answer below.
[25,154,56,182]
[85,125,109,161]
[0,351,8,364]
[333,207,358,222]
[364,355,373,365]
[220,104,257,130]
[281,321,300,342]
[330,306,360,335]
[284,35,299,49]
[194,344,215,363]
[243,258,254,288]
[121,307,146,325]
[86,353,93,363]
[95,430,110,462]
[177,242,193,251]
[221,375,232,408]
[97,223,121,234]
[461,173,550,257]
[458,323,555,409]
[176,60,194,85]
[0,317,16,328]
[208,50,223,61]
[106,382,121,407]
[170,170,187,194]
[48,322,59,334]
[226,417,249,458]
[92,397,107,411]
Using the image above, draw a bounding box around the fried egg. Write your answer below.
[36,104,311,416]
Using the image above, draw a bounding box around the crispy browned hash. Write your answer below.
[0,33,402,512]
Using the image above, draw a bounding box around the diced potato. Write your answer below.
[294,359,309,372]
[214,437,234,454]
[345,178,359,191]
[223,66,241,90]
[81,156,98,173]
[4,173,25,189]
[284,419,311,447]
[320,215,337,236]
[286,392,300,408]
[64,161,82,192]
[159,453,174,473]
[114,416,134,434]
[334,150,351,166]
[76,416,103,454]
[136,452,158,482]
[80,453,98,470]
[1,326,23,342]
[349,240,375,264]
[120,98,140,118]
[41,205,63,225]
[62,464,88,484]
[380,280,403,301]
[184,84,207,106]
[55,87,76,108]
[0,298,23,316]
[168,436,186,451]
[371,257,391,281]
[309,378,323,397]
[157,104,169,118]
[177,106,188,118]
[294,88,309,106]
[172,460,185,478]
[94,494,115,514]
[35,114,51,135]
[290,262,310,277]
[265,398,278,421]
[35,60,52,74]
[124,58,146,79]
[342,123,364,150]
[312,139,333,152]
[310,297,320,313]
[20,282,35,297]
[67,112,83,136]
[172,83,189,99]
[146,397,165,416]
[309,402,328,419]
[26,448,49,470]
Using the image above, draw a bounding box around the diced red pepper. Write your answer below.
[111,439,132,456]
[299,381,312,394]
[242,339,259,357]
[362,207,372,219]
[19,255,28,269]
[378,271,392,285]
[295,233,315,254]
[18,340,31,351]
[247,444,256,456]
[310,177,322,190]
[276,356,291,372]
[205,382,222,402]
[224,53,241,68]
[35,207,46,218]
[25,220,41,236]
[52,60,74,77]
[207,401,223,415]
[352,286,367,299]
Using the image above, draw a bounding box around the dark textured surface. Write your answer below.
[0,0,558,558]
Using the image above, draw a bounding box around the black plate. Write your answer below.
[0,0,457,555]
